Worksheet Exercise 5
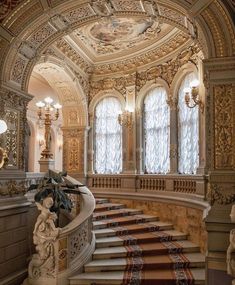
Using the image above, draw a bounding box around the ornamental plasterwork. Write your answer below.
[55,39,93,74]
[0,89,32,171]
[74,16,161,56]
[69,220,89,262]
[207,183,235,206]
[0,0,26,23]
[63,128,84,172]
[92,32,190,75]
[136,43,199,91]
[214,85,234,169]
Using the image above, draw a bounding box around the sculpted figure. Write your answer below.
[28,197,60,280]
[227,204,235,283]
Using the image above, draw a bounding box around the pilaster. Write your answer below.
[204,56,235,285]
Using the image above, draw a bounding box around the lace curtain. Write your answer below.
[144,87,170,173]
[178,72,199,174]
[95,97,122,174]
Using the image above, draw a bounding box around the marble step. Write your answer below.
[85,252,205,272]
[93,240,200,260]
[96,230,188,248]
[95,203,126,212]
[95,198,109,204]
[93,208,143,221]
[70,268,205,285]
[93,221,174,238]
[93,214,158,230]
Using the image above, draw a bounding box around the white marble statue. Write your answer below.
[28,197,60,280]
[227,204,235,284]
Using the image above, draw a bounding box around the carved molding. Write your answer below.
[136,44,200,92]
[207,183,235,206]
[214,85,234,170]
[0,89,31,171]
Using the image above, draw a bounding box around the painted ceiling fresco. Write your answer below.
[74,17,164,56]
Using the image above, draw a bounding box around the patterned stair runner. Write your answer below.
[70,198,205,285]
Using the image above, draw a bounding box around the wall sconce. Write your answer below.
[184,79,204,112]
[0,119,8,169]
[118,109,133,129]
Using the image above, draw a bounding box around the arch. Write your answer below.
[0,0,234,94]
[31,59,88,127]
[171,62,198,100]
[89,89,125,116]
[136,79,170,111]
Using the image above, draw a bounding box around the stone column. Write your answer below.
[168,97,178,174]
[122,84,136,174]
[204,57,235,285]
[136,108,143,174]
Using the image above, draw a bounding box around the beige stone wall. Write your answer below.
[110,198,207,253]
[0,198,31,285]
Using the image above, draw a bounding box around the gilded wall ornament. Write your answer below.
[207,183,235,206]
[214,85,234,169]
[63,128,84,172]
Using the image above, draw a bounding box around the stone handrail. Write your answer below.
[25,173,96,285]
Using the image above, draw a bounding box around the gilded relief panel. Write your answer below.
[63,129,84,173]
[214,85,234,169]
[5,108,19,168]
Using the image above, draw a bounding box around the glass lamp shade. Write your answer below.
[183,87,191,93]
[190,79,199,88]
[36,101,45,108]
[0,120,7,134]
[53,103,62,109]
[44,97,53,104]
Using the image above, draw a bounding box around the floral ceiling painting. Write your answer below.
[74,17,162,55]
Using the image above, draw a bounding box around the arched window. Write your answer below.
[178,72,199,174]
[95,97,122,174]
[144,87,170,173]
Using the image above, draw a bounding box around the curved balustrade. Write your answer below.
[24,173,96,285]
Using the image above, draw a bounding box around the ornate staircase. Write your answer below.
[70,198,205,285]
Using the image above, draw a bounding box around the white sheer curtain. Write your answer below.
[178,72,199,174]
[95,97,122,174]
[144,87,170,173]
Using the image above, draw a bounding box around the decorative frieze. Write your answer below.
[55,39,93,73]
[136,44,199,92]
[214,85,234,169]
[11,56,27,84]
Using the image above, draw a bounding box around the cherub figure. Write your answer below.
[227,205,235,281]
[28,197,60,279]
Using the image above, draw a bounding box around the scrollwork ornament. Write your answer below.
[207,183,235,206]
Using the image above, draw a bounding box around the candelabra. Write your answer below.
[36,97,62,159]
[184,79,204,112]
[118,110,133,129]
